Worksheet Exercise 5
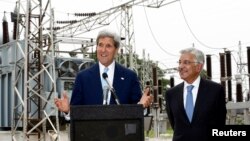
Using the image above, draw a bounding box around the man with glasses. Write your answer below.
[165,47,227,141]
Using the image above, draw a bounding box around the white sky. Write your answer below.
[1,0,250,99]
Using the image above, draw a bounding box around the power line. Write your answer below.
[142,3,178,57]
[178,0,237,50]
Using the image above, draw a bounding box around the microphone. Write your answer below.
[102,72,120,105]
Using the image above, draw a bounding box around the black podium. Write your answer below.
[70,104,144,141]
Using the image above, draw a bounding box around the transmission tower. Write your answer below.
[236,41,248,101]
[12,0,59,141]
[54,0,178,73]
[141,49,152,88]
[119,4,138,71]
[9,1,179,140]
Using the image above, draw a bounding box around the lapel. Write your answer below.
[175,83,189,122]
[90,64,103,95]
[107,63,127,104]
[113,63,125,95]
[192,78,206,122]
[177,82,185,109]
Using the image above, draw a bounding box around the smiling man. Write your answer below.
[55,29,153,117]
[165,47,227,141]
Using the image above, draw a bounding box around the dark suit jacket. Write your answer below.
[165,78,227,141]
[70,62,142,105]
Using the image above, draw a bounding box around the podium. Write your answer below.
[70,104,144,141]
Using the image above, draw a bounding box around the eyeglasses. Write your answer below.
[177,60,198,65]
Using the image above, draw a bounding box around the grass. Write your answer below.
[145,128,173,138]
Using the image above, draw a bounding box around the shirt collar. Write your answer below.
[184,76,201,88]
[99,60,115,72]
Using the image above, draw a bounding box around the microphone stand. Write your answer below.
[102,72,120,105]
[109,88,120,105]
[103,86,109,105]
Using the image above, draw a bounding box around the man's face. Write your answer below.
[96,37,118,67]
[178,53,202,83]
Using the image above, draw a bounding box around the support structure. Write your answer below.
[225,43,250,125]
[54,0,178,73]
[12,0,59,140]
[141,49,152,89]
[9,0,178,140]
[119,4,137,71]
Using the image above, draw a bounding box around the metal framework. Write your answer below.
[10,0,178,140]
[226,42,250,124]
[54,0,178,70]
[54,0,178,37]
[141,49,152,88]
[12,0,59,141]
[120,4,135,70]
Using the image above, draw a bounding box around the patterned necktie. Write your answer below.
[186,85,194,122]
[102,67,109,105]
[101,67,109,88]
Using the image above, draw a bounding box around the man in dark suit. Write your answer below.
[55,29,153,115]
[165,48,227,141]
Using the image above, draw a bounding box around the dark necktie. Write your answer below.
[186,85,194,122]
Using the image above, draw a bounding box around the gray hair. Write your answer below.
[96,29,120,48]
[180,47,205,64]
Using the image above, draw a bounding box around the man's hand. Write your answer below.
[54,91,70,113]
[139,87,153,108]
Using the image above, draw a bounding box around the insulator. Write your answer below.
[236,83,243,102]
[170,76,174,87]
[225,51,232,77]
[158,79,162,95]
[152,65,158,103]
[219,53,227,100]
[206,55,212,79]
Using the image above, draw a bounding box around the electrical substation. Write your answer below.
[0,0,250,141]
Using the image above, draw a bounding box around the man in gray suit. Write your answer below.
[165,47,227,141]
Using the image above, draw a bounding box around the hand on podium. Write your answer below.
[54,91,70,113]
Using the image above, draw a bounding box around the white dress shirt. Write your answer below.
[183,76,201,108]
[99,60,115,104]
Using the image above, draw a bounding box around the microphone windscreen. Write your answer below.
[102,72,108,79]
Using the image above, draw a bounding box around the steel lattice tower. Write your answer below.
[9,1,178,140]
[119,4,137,72]
[11,0,59,140]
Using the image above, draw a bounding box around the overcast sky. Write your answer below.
[1,0,250,92]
